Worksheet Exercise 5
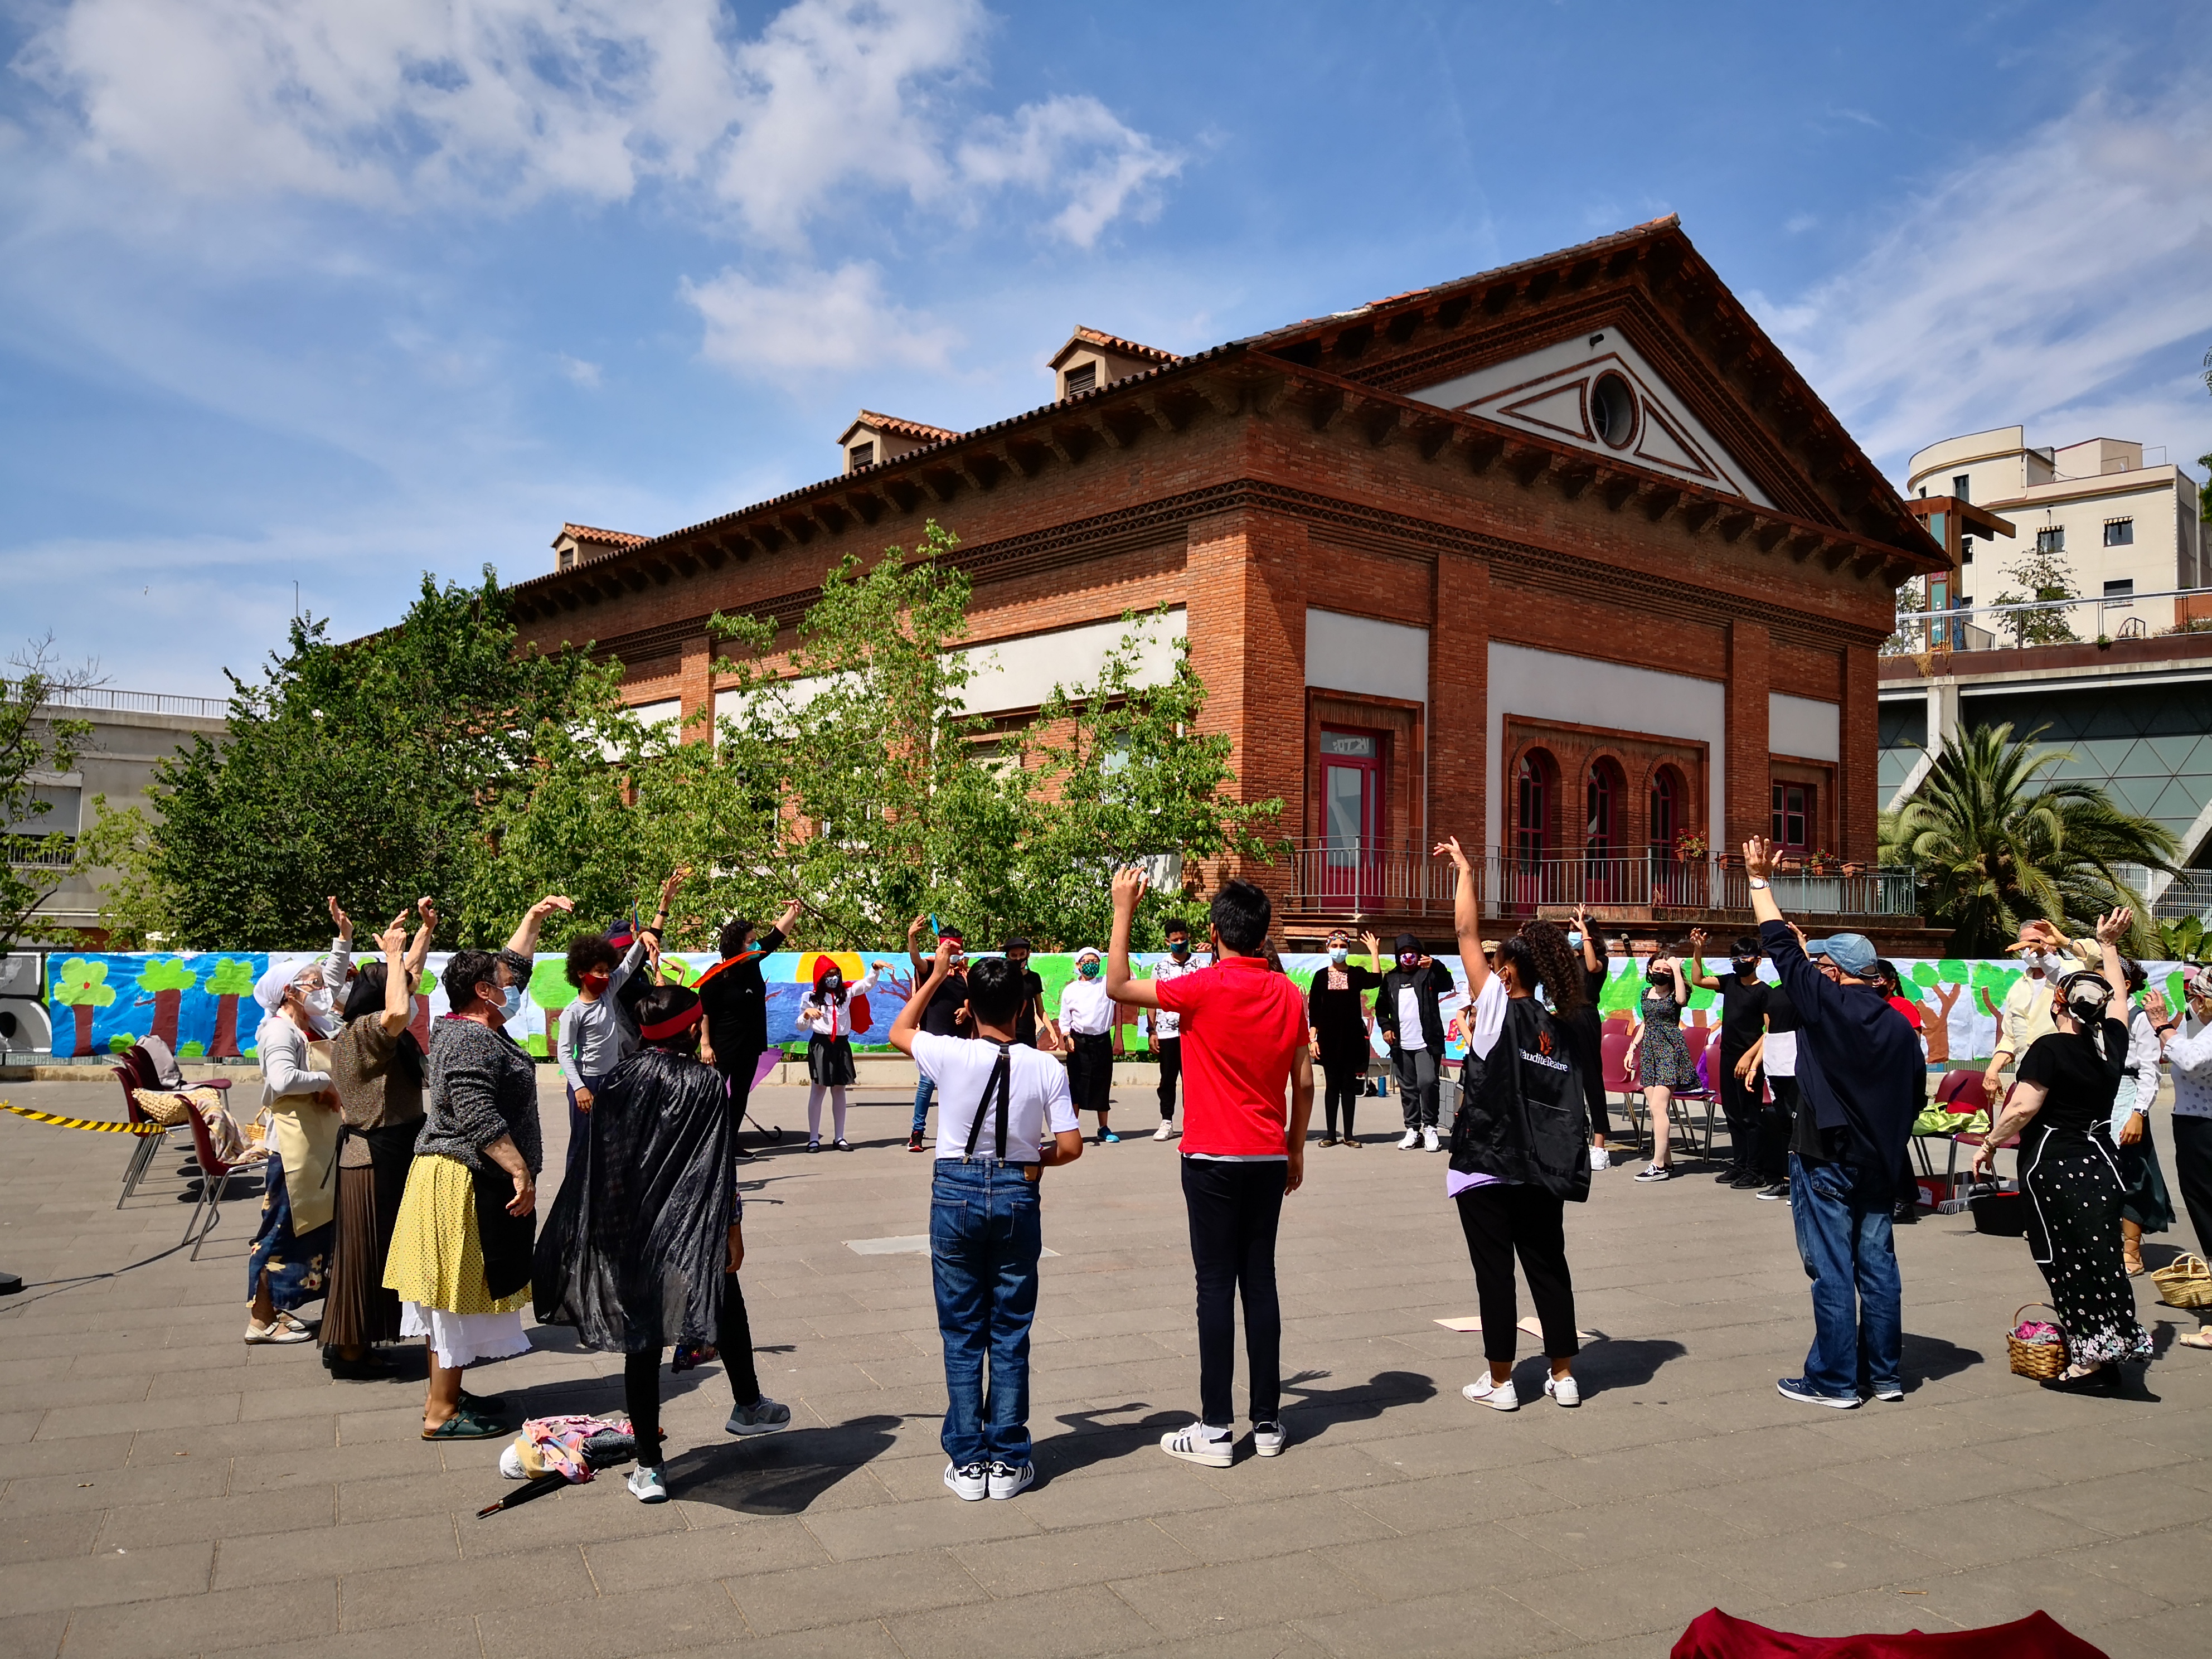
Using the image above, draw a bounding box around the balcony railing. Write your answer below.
[1280,841,1918,920]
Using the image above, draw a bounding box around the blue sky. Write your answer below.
[3,0,2208,695]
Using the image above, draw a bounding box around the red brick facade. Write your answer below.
[507,219,1943,947]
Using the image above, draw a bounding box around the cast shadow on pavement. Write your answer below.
[1034,1402,1192,1484]
[1895,1331,1982,1388]
[1550,1337,1686,1397]
[663,1411,908,1515]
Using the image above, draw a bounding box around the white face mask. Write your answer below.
[1328,947,1348,965]
[499,983,525,1023]
[300,985,339,1034]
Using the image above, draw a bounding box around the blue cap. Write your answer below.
[1806,933,1878,976]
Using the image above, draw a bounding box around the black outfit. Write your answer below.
[1066,1032,1114,1117]
[1180,1158,1287,1427]
[2016,1022,2151,1371]
[1156,1037,1182,1122]
[1713,971,1770,1177]
[623,1277,760,1469]
[1457,1184,1580,1365]
[1575,945,1609,1139]
[2175,1116,2212,1270]
[1377,962,1451,1131]
[1754,987,1801,1183]
[1308,963,1381,1140]
[697,926,785,1131]
[1011,967,1045,1048]
[918,967,968,1036]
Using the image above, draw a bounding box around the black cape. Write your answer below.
[533,1049,732,1354]
[1449,997,1592,1203]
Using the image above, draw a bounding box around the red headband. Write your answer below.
[639,1003,705,1041]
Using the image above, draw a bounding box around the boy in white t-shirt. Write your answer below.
[891,939,1085,1503]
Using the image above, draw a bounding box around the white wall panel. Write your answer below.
[957,612,1185,716]
[1769,692,1839,762]
[1306,609,1430,704]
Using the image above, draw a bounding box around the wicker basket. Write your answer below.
[2150,1253,2212,1312]
[2006,1302,2068,1381]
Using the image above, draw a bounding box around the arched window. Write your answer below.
[1516,750,1554,864]
[1586,759,1623,863]
[1649,765,1681,858]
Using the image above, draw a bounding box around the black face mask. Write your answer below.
[1732,960,1759,979]
[1168,939,1189,958]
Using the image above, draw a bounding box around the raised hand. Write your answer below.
[2095,908,2132,945]
[377,912,411,957]
[908,914,928,941]
[1112,865,1149,914]
[1688,928,1708,955]
[661,866,691,903]
[415,897,439,936]
[1432,836,1473,872]
[327,896,353,939]
[1360,930,1382,962]
[1742,836,1776,882]
[531,895,576,921]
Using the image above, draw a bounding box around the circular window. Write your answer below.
[1589,372,1636,449]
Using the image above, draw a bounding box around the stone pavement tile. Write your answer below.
[0,1507,102,1565]
[799,1491,1044,1560]
[212,1616,482,1659]
[584,1517,832,1589]
[0,1432,134,1479]
[227,1437,428,1495]
[340,1553,599,1631]
[1730,1525,1948,1600]
[60,1584,336,1659]
[2090,1601,2212,1659]
[4,1539,215,1618]
[31,1393,242,1440]
[1509,1493,1767,1558]
[151,1414,338,1458]
[726,1546,988,1634]
[1670,1473,1904,1536]
[948,1516,1192,1595]
[887,1580,1163,1659]
[656,1443,902,1517]
[1108,1552,1377,1638]
[1971,1425,2173,1483]
[213,1514,459,1591]
[1262,1430,1471,1490]
[1332,1518,1578,1595]
[1110,1626,1331,1659]
[2,1374,152,1411]
[336,1403,447,1444]
[82,1342,251,1381]
[0,1611,67,1659]
[96,1483,336,1551]
[1338,1468,1559,1531]
[1511,1441,1730,1506]
[2051,1526,2212,1595]
[335,1467,489,1524]
[1821,1442,2054,1501]
[0,1357,72,1388]
[1152,1491,1396,1564]
[1,1458,231,1515]
[2019,1468,2212,1537]
[478,1581,741,1658]
[1849,1492,2109,1570]
[700,1617,908,1658]
[1293,1583,1580,1658]
[1498,1549,1778,1644]
[1751,1587,1966,1637]
[461,1481,694,1559]
[1003,1464,1236,1530]
[1908,1558,2174,1633]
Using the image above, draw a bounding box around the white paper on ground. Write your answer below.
[1435,1315,1601,1340]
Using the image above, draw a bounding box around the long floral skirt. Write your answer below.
[245,1157,333,1313]
[2022,1126,2151,1370]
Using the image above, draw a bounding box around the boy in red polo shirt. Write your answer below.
[1107,866,1313,1466]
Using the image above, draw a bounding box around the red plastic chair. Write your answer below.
[181,1097,262,1259]
[111,1063,189,1210]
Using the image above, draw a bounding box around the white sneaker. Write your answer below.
[986,1460,1035,1500]
[1251,1421,1287,1457]
[1398,1129,1421,1149]
[943,1461,989,1500]
[1161,1422,1234,1467]
[1589,1144,1609,1172]
[243,1312,314,1345]
[1153,1122,1175,1141]
[1544,1374,1581,1408]
[627,1465,669,1503]
[1423,1126,1440,1153]
[1462,1375,1519,1411]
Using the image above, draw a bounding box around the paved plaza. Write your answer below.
[2,1073,2209,1659]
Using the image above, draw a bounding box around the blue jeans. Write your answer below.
[1789,1153,1901,1397]
[930,1160,1043,1467]
[911,1073,935,1139]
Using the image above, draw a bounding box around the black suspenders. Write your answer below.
[962,1044,1013,1161]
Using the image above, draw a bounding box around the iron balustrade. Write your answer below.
[1279,841,1915,920]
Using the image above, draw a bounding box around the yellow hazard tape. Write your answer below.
[0,1101,167,1136]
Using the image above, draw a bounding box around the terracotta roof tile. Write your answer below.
[848,410,963,443]
[554,522,648,549]
[1069,326,1180,363]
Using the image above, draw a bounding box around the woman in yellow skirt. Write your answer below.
[386,899,566,1439]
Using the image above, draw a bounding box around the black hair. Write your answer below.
[1494,934,1544,1002]
[1210,879,1272,954]
[1871,958,1899,988]
[1163,917,1191,939]
[718,918,754,959]
[635,983,703,1054]
[1732,935,1760,958]
[445,948,501,1014]
[341,961,425,1082]
[1518,920,1586,1016]
[2123,959,2146,995]
[565,934,619,988]
[966,955,1025,1026]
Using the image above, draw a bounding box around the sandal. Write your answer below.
[2123,1258,2146,1277]
[421,1409,505,1440]
[2178,1331,2212,1350]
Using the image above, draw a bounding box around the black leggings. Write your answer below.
[1757,1078,1799,1182]
[1455,1185,1578,1365]
[1181,1157,1287,1427]
[1322,1061,1362,1139]
[624,1273,761,1468]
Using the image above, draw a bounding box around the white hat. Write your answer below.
[1073,946,1102,963]
[252,957,321,1013]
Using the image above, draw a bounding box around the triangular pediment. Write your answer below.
[1406,331,1774,508]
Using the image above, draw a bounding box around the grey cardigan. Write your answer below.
[418,1015,543,1176]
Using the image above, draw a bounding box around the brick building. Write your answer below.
[506,217,1945,949]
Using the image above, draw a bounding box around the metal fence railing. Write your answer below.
[1886,584,2212,658]
[35,686,228,720]
[1279,842,1917,920]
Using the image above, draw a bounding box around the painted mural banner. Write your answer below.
[36,949,2196,1066]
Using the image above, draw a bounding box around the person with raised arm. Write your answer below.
[1626,939,1699,1182]
[899,915,967,1152]
[1107,866,1311,1466]
[1684,929,1772,1191]
[1568,905,1614,1160]
[697,896,803,1158]
[1741,838,1920,1409]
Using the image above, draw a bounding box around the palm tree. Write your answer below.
[1881,722,2178,955]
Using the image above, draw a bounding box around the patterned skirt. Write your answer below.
[1638,1016,1701,1090]
[382,1153,531,1316]
[245,1157,333,1312]
[2022,1127,2152,1369]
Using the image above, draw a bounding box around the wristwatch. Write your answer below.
[1748,878,1769,891]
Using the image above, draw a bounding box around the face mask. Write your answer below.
[1078,961,1100,979]
[582,971,610,993]
[1168,939,1189,958]
[1566,930,1582,949]
[1733,961,1759,979]
[300,986,339,1034]
[1328,947,1349,966]
[498,984,525,1023]
[1398,953,1418,969]
[821,976,843,996]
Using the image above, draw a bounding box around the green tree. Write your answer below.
[111,569,620,949]
[71,799,174,948]
[51,955,115,1057]
[2156,915,2212,964]
[1,636,98,955]
[136,957,199,1049]
[1990,540,2082,645]
[204,956,258,1059]
[1881,722,2177,954]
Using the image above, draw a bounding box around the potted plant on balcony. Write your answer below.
[1673,831,1708,860]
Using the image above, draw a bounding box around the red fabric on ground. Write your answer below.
[1671,1608,2109,1659]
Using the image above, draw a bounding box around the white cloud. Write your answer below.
[681,261,962,378]
[957,95,1182,248]
[555,353,603,388]
[1758,79,2212,477]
